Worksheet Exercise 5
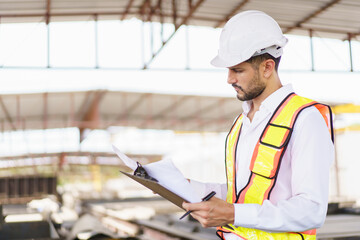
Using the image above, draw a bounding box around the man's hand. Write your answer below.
[182,197,234,228]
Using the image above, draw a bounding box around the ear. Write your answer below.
[262,59,275,78]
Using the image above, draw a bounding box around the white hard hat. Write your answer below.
[211,10,288,68]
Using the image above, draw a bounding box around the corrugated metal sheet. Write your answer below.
[0,0,359,40]
[0,90,242,133]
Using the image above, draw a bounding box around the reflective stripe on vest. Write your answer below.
[216,93,334,240]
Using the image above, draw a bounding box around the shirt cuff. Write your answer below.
[233,203,259,227]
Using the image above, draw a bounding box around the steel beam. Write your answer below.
[77,91,95,122]
[78,91,106,141]
[0,96,16,131]
[179,98,230,121]
[111,93,151,126]
[284,0,342,34]
[167,100,234,131]
[143,0,205,69]
[139,0,150,17]
[193,98,227,129]
[43,93,48,129]
[214,0,249,28]
[172,0,178,28]
[46,0,51,24]
[1,10,359,38]
[121,0,135,21]
[161,96,195,129]
[46,0,51,68]
[188,0,193,10]
[152,96,191,120]
[140,94,153,128]
[147,0,162,22]
[195,115,232,132]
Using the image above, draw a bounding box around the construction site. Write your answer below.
[1,0,360,239]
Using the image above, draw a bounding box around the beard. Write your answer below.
[233,73,266,101]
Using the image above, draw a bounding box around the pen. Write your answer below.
[179,191,216,220]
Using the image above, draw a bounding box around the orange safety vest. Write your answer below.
[216,93,334,240]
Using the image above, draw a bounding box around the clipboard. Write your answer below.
[120,163,187,210]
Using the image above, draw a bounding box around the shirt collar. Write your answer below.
[242,84,295,115]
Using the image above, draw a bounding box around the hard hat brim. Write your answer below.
[210,55,243,68]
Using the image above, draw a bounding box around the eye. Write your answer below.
[232,69,243,73]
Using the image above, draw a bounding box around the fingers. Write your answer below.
[181,197,234,228]
[182,201,190,210]
[182,201,209,212]
[190,208,209,220]
[189,209,212,228]
[182,201,212,221]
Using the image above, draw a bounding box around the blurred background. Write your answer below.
[0,0,360,239]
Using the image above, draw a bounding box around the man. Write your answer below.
[182,10,335,240]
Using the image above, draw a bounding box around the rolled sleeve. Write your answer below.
[233,203,259,227]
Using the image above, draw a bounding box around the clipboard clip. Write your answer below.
[134,162,158,182]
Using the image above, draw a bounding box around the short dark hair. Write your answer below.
[245,53,281,72]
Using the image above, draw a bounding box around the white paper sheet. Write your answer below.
[112,145,138,171]
[112,144,201,203]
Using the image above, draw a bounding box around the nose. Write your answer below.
[227,70,237,84]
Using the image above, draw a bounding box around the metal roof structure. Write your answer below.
[0,0,358,134]
[0,90,241,138]
[0,0,359,40]
[1,0,359,70]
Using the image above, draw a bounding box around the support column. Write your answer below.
[46,19,50,68]
[94,14,99,69]
[185,25,190,70]
[348,33,354,72]
[309,29,315,72]
[46,0,51,68]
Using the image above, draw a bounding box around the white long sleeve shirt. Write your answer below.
[190,84,335,239]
